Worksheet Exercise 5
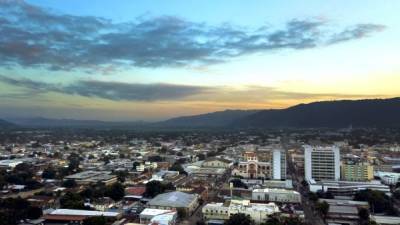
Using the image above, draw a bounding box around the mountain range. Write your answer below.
[2,97,400,129]
[0,119,15,128]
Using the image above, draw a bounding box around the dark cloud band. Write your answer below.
[0,0,386,72]
[0,75,381,102]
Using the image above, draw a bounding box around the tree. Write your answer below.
[354,189,393,214]
[316,201,330,221]
[62,179,77,188]
[26,206,43,219]
[42,167,56,179]
[196,221,206,225]
[196,154,206,161]
[261,214,305,225]
[114,170,128,183]
[358,207,370,225]
[230,179,248,189]
[105,182,125,201]
[144,181,164,198]
[177,208,187,219]
[262,214,281,225]
[308,192,319,202]
[393,190,400,200]
[83,216,107,225]
[224,213,255,225]
[170,163,187,175]
[148,155,163,162]
[60,192,85,209]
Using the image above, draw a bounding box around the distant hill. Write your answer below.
[4,97,400,129]
[235,97,400,128]
[0,119,15,128]
[6,117,148,128]
[156,110,260,128]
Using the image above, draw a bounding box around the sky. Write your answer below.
[0,0,399,121]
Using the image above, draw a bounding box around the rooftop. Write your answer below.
[148,191,197,208]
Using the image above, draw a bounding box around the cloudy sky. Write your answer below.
[0,0,399,121]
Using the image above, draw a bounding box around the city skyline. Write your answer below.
[0,0,399,121]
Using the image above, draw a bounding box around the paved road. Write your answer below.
[285,144,326,225]
[2,187,45,199]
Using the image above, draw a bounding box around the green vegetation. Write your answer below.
[169,162,187,175]
[105,182,125,201]
[315,201,330,221]
[224,213,255,225]
[354,189,399,215]
[262,214,305,225]
[144,180,175,198]
[83,216,107,225]
[0,197,43,225]
[230,178,248,189]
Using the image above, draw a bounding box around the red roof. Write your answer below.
[43,214,87,221]
[125,186,146,196]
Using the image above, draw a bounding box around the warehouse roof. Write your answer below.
[148,191,197,208]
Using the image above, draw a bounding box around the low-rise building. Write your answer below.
[147,191,199,216]
[139,208,177,225]
[252,188,301,203]
[202,158,232,169]
[43,209,121,224]
[202,200,279,225]
[64,171,117,186]
[308,180,390,196]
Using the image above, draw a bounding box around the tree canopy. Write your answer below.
[224,213,255,225]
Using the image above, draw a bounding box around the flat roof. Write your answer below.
[50,209,120,217]
[148,191,197,208]
[371,215,400,224]
[140,208,176,216]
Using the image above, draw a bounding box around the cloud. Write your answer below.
[0,0,386,72]
[0,75,213,101]
[328,24,386,44]
[0,75,382,102]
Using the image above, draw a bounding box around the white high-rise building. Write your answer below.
[304,145,340,181]
[272,149,286,180]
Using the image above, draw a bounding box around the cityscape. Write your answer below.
[1,1,400,225]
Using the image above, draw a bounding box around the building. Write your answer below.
[0,159,23,169]
[43,209,121,224]
[308,180,390,196]
[202,200,279,225]
[272,149,286,180]
[147,191,199,216]
[374,171,400,185]
[252,188,301,203]
[64,171,117,185]
[232,151,271,179]
[371,215,400,225]
[202,158,232,169]
[319,199,369,225]
[139,208,177,225]
[304,145,340,181]
[341,162,374,181]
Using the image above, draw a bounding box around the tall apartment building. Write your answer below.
[272,149,286,180]
[304,145,340,181]
[341,162,373,181]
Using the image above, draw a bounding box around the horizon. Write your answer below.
[0,1,399,120]
[3,96,398,122]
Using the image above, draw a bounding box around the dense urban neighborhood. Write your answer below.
[0,127,400,225]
